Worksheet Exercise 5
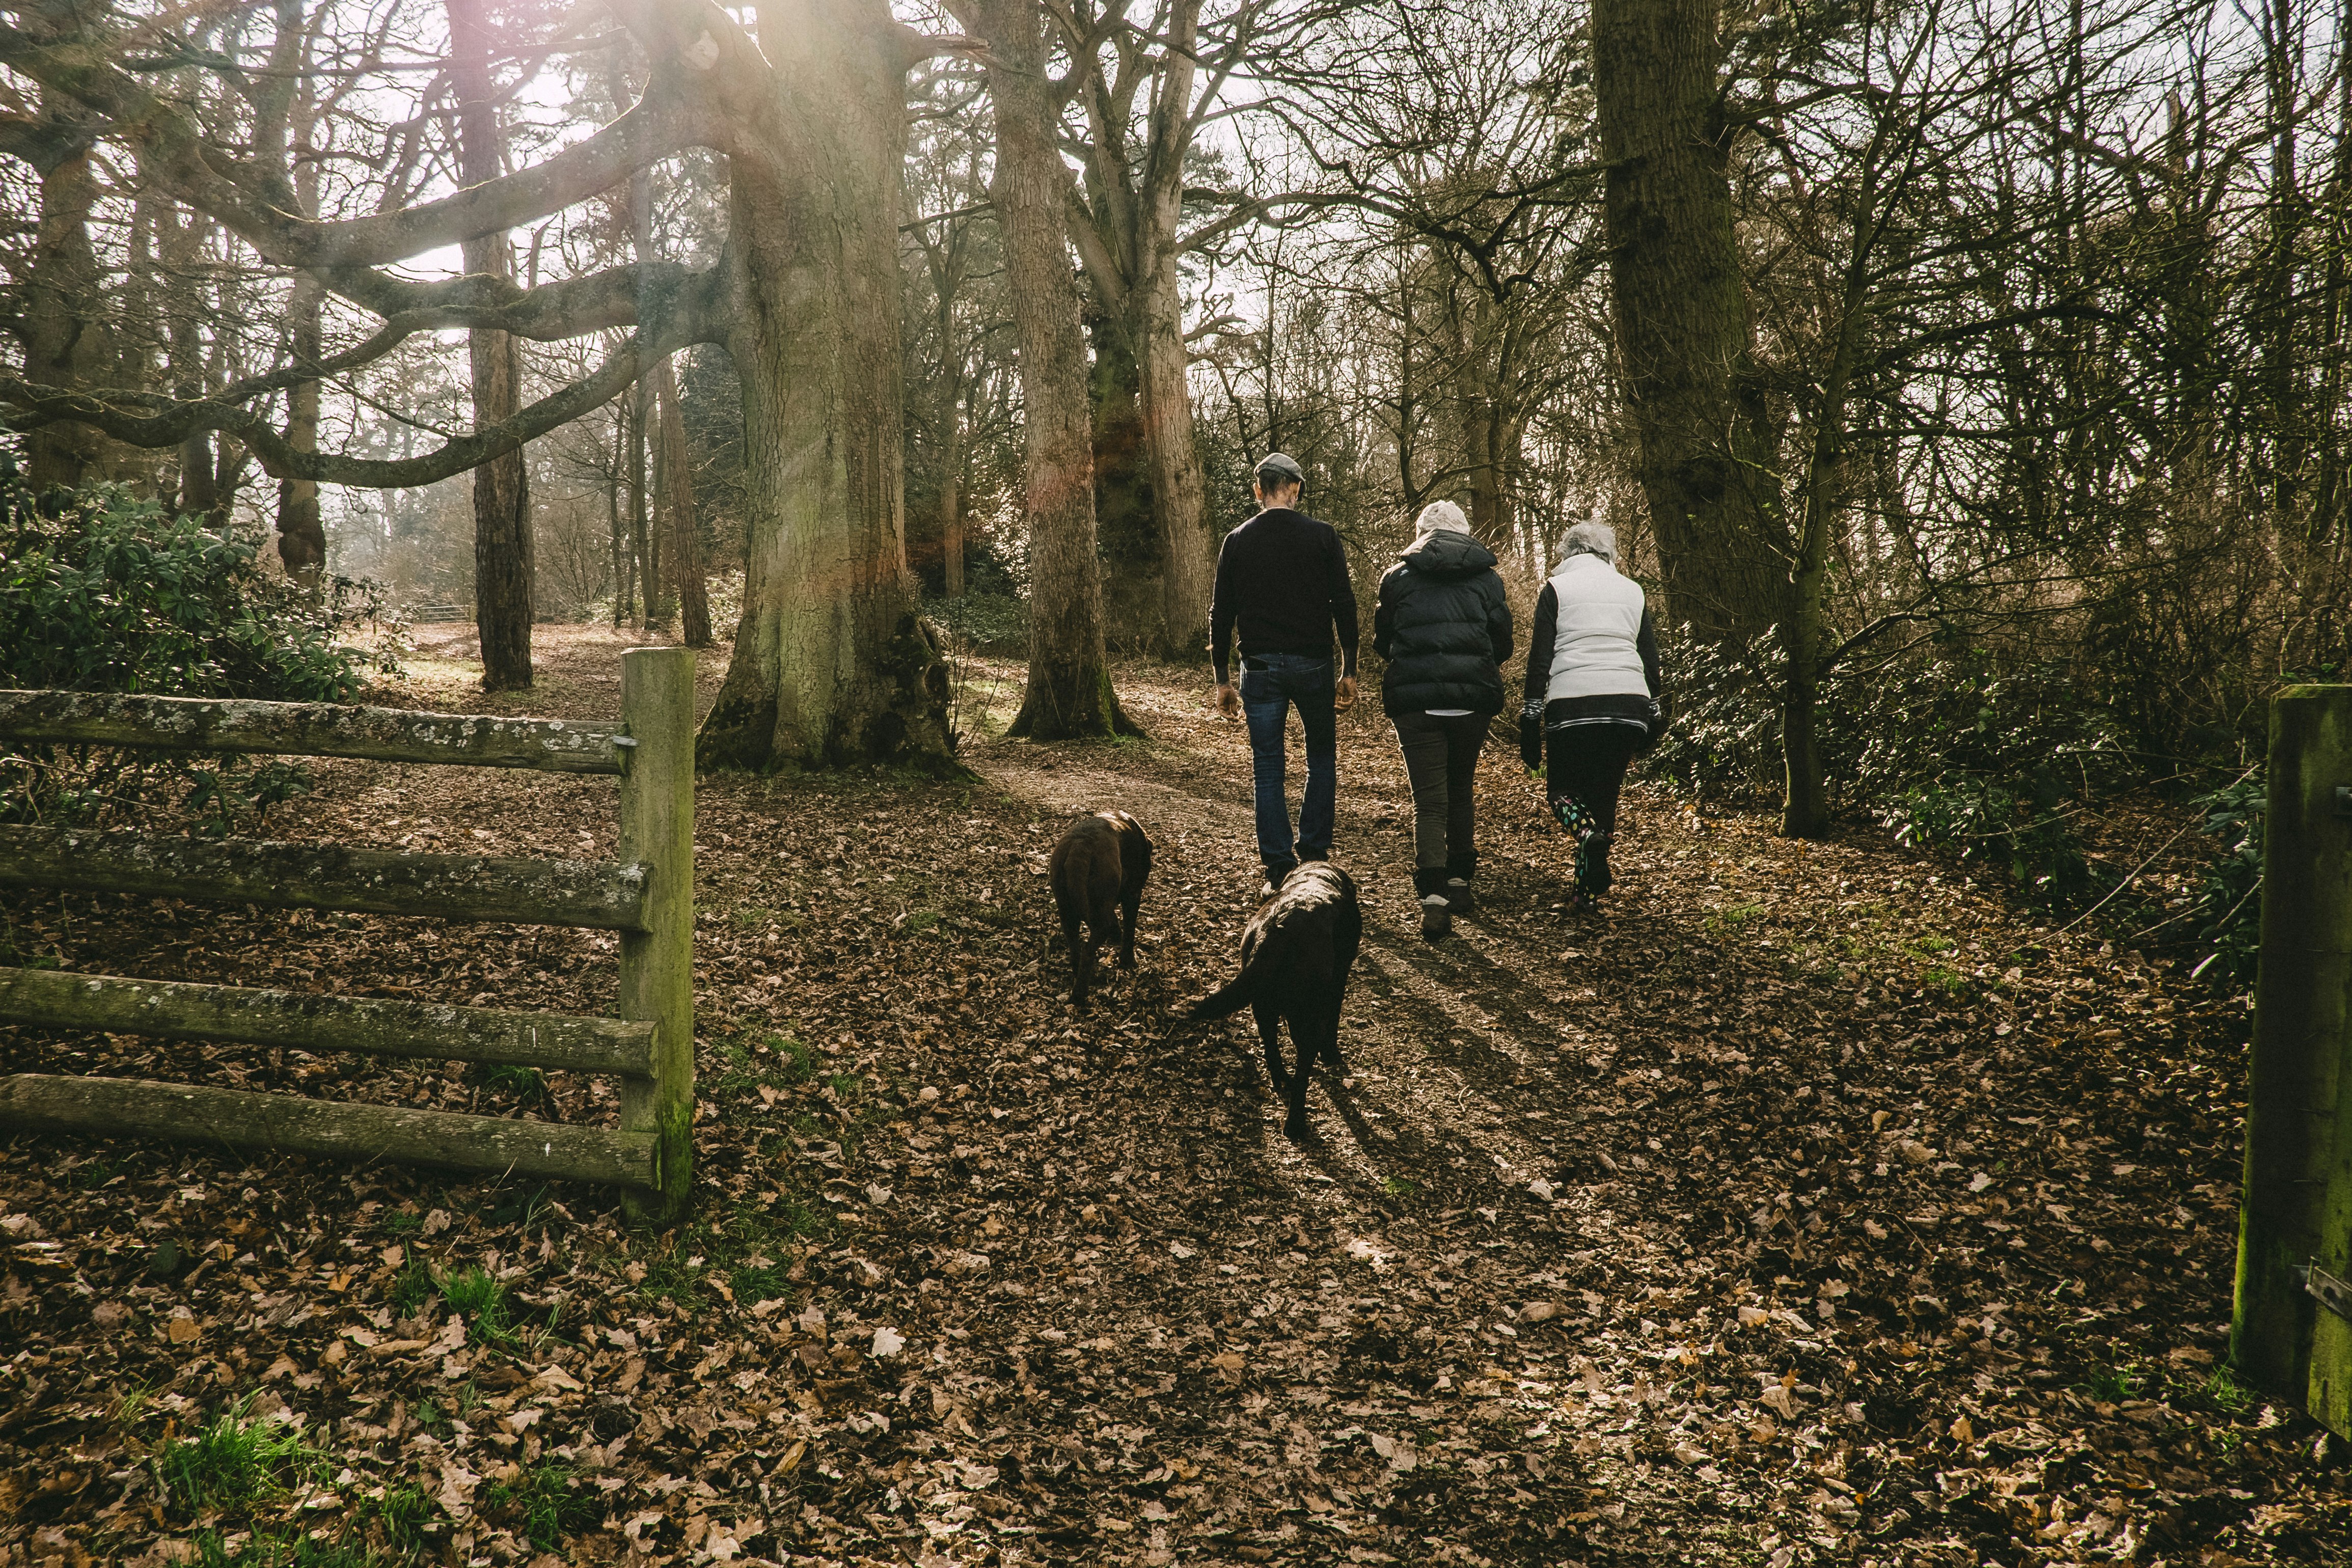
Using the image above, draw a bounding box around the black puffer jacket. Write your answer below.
[1373,529,1514,717]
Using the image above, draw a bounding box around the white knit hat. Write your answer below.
[1414,500,1471,540]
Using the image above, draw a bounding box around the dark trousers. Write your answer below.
[1239,653,1337,875]
[1546,723,1642,883]
[1390,710,1486,872]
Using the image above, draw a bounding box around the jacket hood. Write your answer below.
[1401,528,1497,578]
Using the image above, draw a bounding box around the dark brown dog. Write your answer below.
[1190,863,1362,1141]
[1047,810,1155,1010]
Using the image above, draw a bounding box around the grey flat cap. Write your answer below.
[1255,452,1305,485]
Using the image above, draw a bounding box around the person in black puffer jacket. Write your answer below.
[1373,501,1513,940]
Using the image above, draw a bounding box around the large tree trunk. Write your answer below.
[276,271,328,584]
[1133,256,1213,660]
[967,0,1133,739]
[21,127,114,491]
[630,163,666,626]
[160,205,218,521]
[630,366,656,623]
[1591,0,1785,641]
[450,0,533,690]
[940,383,967,597]
[1089,316,1156,576]
[696,0,952,771]
[655,355,712,647]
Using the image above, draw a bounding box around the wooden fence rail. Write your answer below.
[0,969,655,1076]
[0,648,695,1222]
[0,827,650,929]
[0,690,627,774]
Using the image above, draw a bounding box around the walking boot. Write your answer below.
[1583,833,1615,899]
[1444,850,1478,914]
[1414,866,1452,941]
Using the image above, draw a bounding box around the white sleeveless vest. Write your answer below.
[1544,555,1648,701]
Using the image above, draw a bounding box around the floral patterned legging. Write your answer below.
[1544,723,1644,892]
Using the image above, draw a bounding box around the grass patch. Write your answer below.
[902,909,943,933]
[2200,1366,2257,1416]
[2081,1357,2145,1404]
[485,1463,598,1550]
[1705,902,1764,934]
[157,1397,325,1517]
[388,1260,437,1316]
[1382,1176,1418,1197]
[706,1031,822,1101]
[377,1209,424,1237]
[353,1481,434,1561]
[194,1530,385,1567]
[439,1267,515,1343]
[471,1062,547,1101]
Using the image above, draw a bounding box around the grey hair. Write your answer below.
[1413,500,1471,538]
[1559,519,1618,566]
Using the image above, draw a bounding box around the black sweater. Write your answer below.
[1209,507,1360,682]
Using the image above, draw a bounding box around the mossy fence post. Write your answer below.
[618,646,695,1226]
[2231,685,2352,1438]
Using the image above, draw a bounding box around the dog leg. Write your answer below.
[1253,1000,1289,1094]
[1283,1007,1315,1142]
[1118,891,1140,969]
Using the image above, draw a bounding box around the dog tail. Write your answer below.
[1191,918,1300,1020]
[1189,969,1257,1021]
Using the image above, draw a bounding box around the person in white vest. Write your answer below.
[1517,520,1664,913]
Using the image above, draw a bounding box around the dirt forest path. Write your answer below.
[3,624,2345,1568]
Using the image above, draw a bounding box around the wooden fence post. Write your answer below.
[618,647,696,1225]
[2232,684,2352,1438]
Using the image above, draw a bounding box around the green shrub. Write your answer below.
[2185,775,2263,985]
[924,592,1028,652]
[0,476,397,828]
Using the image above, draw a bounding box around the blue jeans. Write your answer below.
[1240,653,1337,876]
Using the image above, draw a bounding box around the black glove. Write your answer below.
[1519,699,1544,771]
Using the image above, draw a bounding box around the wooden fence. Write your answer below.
[2232,684,2351,1439]
[0,647,695,1223]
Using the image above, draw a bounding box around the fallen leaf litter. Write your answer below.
[0,623,2343,1565]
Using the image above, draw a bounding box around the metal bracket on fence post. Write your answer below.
[2232,685,2352,1440]
[616,648,695,1226]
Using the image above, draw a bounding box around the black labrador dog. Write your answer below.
[1047,809,1154,1010]
[1191,864,1362,1141]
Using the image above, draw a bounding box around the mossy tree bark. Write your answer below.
[955,0,1135,740]
[450,0,533,687]
[1591,0,1787,643]
[695,0,955,768]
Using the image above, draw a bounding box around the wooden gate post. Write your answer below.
[618,647,696,1225]
[2232,685,2352,1436]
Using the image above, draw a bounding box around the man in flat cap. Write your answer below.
[1209,453,1360,894]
